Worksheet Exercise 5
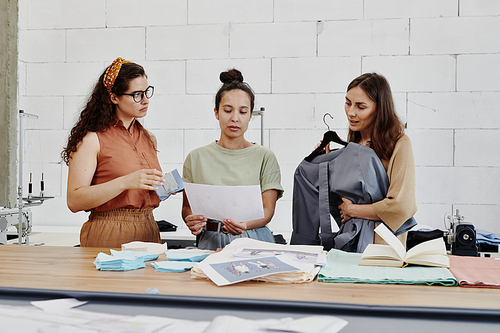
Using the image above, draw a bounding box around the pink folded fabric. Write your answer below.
[448,255,500,288]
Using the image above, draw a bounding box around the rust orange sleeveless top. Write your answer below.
[92,119,162,212]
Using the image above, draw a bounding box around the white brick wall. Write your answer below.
[66,28,147,62]
[274,0,362,21]
[188,0,273,24]
[364,0,458,19]
[147,25,229,60]
[107,0,187,27]
[16,0,500,237]
[186,59,271,94]
[411,17,500,55]
[27,0,106,29]
[318,19,409,57]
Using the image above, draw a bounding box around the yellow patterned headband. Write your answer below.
[103,57,131,91]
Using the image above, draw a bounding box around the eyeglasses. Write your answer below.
[122,86,154,103]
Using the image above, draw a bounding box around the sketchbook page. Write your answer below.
[374,223,406,261]
[233,248,326,266]
[183,183,264,222]
[405,254,450,268]
[359,244,403,267]
[405,238,448,265]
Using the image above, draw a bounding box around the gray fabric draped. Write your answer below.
[290,143,416,253]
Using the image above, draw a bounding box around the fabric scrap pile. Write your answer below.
[94,249,159,271]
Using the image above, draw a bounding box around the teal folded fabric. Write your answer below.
[93,252,146,271]
[318,249,458,286]
[152,261,196,272]
[165,251,209,262]
[110,249,159,262]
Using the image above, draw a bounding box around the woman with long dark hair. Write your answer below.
[336,72,417,246]
[62,57,164,247]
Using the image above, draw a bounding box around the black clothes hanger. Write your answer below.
[305,113,348,162]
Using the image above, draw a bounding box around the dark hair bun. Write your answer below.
[220,69,244,84]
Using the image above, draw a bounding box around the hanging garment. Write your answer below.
[290,143,416,252]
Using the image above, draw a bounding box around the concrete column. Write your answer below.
[0,0,18,207]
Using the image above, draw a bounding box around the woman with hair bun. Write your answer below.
[62,57,164,248]
[182,69,283,250]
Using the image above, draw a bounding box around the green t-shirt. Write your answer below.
[182,141,283,199]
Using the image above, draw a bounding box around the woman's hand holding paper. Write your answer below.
[222,219,248,235]
[185,215,207,235]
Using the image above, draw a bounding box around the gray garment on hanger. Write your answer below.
[290,143,416,253]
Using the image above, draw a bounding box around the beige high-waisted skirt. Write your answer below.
[80,208,161,248]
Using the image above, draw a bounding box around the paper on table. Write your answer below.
[232,248,327,266]
[183,183,264,222]
[198,255,301,286]
[31,298,88,314]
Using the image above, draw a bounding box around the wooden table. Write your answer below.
[1,245,499,331]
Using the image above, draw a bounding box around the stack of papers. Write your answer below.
[121,241,168,255]
[192,238,324,286]
[93,250,158,271]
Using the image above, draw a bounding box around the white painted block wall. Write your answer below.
[16,0,500,237]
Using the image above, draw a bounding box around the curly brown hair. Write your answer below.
[61,62,147,165]
[346,73,404,161]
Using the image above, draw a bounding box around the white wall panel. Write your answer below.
[186,59,271,94]
[147,25,228,60]
[274,0,362,21]
[230,23,317,59]
[188,0,272,24]
[273,57,360,93]
[411,17,500,55]
[18,30,66,63]
[363,56,456,92]
[27,0,105,29]
[457,54,500,92]
[319,19,408,57]
[67,28,146,62]
[364,0,458,19]
[107,0,187,27]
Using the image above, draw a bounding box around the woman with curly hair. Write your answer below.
[62,58,164,247]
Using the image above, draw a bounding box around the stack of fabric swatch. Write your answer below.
[318,249,457,286]
[152,250,211,272]
[93,250,159,271]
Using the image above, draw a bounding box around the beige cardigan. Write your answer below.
[372,134,417,246]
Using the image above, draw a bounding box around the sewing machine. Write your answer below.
[0,207,32,244]
[1,111,53,245]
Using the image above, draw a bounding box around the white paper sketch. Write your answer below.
[183,183,264,222]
